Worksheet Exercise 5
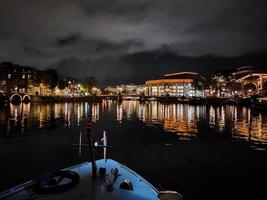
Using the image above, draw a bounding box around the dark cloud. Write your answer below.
[56,33,82,47]
[80,0,151,22]
[0,0,266,85]
[23,46,43,56]
[53,50,267,86]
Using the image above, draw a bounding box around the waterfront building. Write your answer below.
[105,84,145,95]
[145,72,204,97]
[104,85,117,95]
[136,85,147,95]
[55,86,71,96]
[210,66,267,97]
[121,84,138,94]
[0,62,36,95]
[233,66,267,96]
[0,62,59,96]
[210,69,236,97]
[64,79,80,96]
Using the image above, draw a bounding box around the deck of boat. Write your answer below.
[1,159,160,200]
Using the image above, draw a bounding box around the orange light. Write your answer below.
[145,79,193,85]
[164,71,198,77]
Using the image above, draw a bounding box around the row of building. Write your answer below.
[0,62,81,97]
[1,61,267,98]
[105,66,267,98]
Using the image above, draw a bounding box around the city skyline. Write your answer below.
[0,0,267,85]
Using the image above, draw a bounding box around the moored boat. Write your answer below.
[251,97,267,111]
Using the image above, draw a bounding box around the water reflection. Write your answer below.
[0,102,100,134]
[0,100,267,150]
[137,102,199,140]
[116,101,267,150]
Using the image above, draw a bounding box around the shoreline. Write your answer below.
[1,94,253,107]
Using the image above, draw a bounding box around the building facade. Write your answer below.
[145,72,204,97]
[233,66,267,96]
[210,66,267,97]
[105,84,145,95]
[0,62,36,95]
[0,62,59,96]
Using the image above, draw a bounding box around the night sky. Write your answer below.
[1,0,267,86]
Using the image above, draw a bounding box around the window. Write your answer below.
[22,74,25,79]
[8,74,11,79]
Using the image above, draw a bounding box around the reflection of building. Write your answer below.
[145,72,204,97]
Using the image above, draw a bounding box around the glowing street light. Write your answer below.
[39,83,44,96]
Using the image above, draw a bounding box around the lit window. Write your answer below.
[22,74,25,79]
[8,74,11,79]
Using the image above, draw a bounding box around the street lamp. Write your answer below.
[39,83,43,96]
[77,84,81,96]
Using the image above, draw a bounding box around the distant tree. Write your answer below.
[193,76,205,96]
[45,69,59,89]
[58,80,67,90]
[83,76,97,92]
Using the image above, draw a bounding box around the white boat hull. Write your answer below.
[0,159,182,200]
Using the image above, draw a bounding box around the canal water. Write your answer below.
[0,100,267,199]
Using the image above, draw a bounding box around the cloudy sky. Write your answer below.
[0,0,267,85]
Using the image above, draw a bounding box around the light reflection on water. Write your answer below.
[0,100,267,150]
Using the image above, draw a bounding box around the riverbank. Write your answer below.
[32,95,103,103]
[1,93,256,107]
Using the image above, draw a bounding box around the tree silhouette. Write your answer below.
[83,76,97,93]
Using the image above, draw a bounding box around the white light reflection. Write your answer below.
[116,103,123,122]
[92,103,100,122]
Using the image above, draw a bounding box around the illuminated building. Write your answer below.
[104,86,117,95]
[121,84,138,94]
[209,66,267,97]
[0,62,59,96]
[104,84,145,95]
[233,66,267,96]
[0,62,35,94]
[145,72,204,97]
[210,69,235,97]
